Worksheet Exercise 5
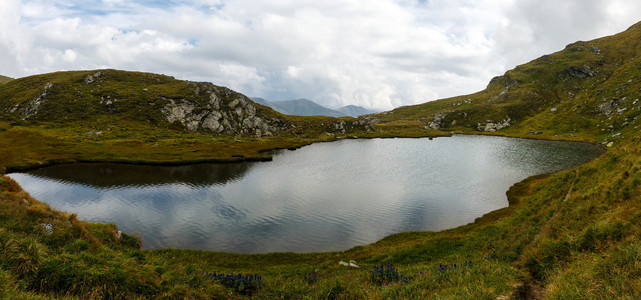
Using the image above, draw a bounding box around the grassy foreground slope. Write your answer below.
[0,22,640,298]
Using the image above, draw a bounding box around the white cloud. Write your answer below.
[496,0,641,70]
[1,0,641,110]
[62,49,77,62]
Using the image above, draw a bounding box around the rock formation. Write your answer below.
[161,82,287,137]
[10,82,53,120]
[477,118,511,132]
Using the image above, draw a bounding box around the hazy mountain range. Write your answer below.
[250,97,376,117]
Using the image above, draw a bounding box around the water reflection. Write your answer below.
[8,135,602,253]
[25,162,255,188]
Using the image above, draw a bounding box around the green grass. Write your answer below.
[0,120,446,173]
[0,75,12,85]
[0,158,572,298]
[373,22,641,144]
[1,21,641,299]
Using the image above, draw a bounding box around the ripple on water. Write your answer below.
[7,135,603,253]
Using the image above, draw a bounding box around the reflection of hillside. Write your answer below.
[25,162,256,188]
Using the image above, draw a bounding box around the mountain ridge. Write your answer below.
[374,20,641,144]
[0,75,13,84]
[0,69,381,139]
[250,97,376,117]
[250,97,344,117]
[336,104,376,117]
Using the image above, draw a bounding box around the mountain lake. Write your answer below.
[7,135,603,253]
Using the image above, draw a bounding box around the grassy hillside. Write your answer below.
[0,69,308,134]
[0,22,640,299]
[0,75,12,85]
[0,69,444,171]
[377,21,641,144]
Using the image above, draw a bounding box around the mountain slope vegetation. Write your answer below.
[0,70,347,137]
[376,21,641,145]
[0,69,439,171]
[0,75,12,85]
[0,21,641,299]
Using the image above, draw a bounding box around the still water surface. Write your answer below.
[8,135,602,253]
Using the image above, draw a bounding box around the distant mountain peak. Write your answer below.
[249,97,376,117]
[336,105,376,117]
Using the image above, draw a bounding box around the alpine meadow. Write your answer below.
[2,19,641,299]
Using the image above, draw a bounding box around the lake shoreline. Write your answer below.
[0,129,613,300]
[3,129,604,175]
[6,133,605,253]
[1,130,452,174]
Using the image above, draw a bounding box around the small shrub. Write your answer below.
[369,264,413,285]
[204,271,262,295]
[435,261,472,272]
[303,272,321,285]
[577,226,598,251]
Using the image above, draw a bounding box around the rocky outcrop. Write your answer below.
[9,82,53,120]
[599,98,620,116]
[487,74,519,90]
[477,118,511,132]
[84,71,103,84]
[332,120,347,134]
[41,223,54,235]
[352,116,378,132]
[424,113,447,130]
[161,82,286,136]
[567,65,596,78]
[0,69,369,137]
[161,98,202,131]
[488,74,519,101]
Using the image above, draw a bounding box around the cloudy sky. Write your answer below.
[1,0,640,110]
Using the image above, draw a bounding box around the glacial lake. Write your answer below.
[7,135,602,253]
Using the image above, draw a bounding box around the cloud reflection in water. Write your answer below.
[8,136,602,253]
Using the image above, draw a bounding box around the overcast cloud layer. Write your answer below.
[1,0,641,110]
